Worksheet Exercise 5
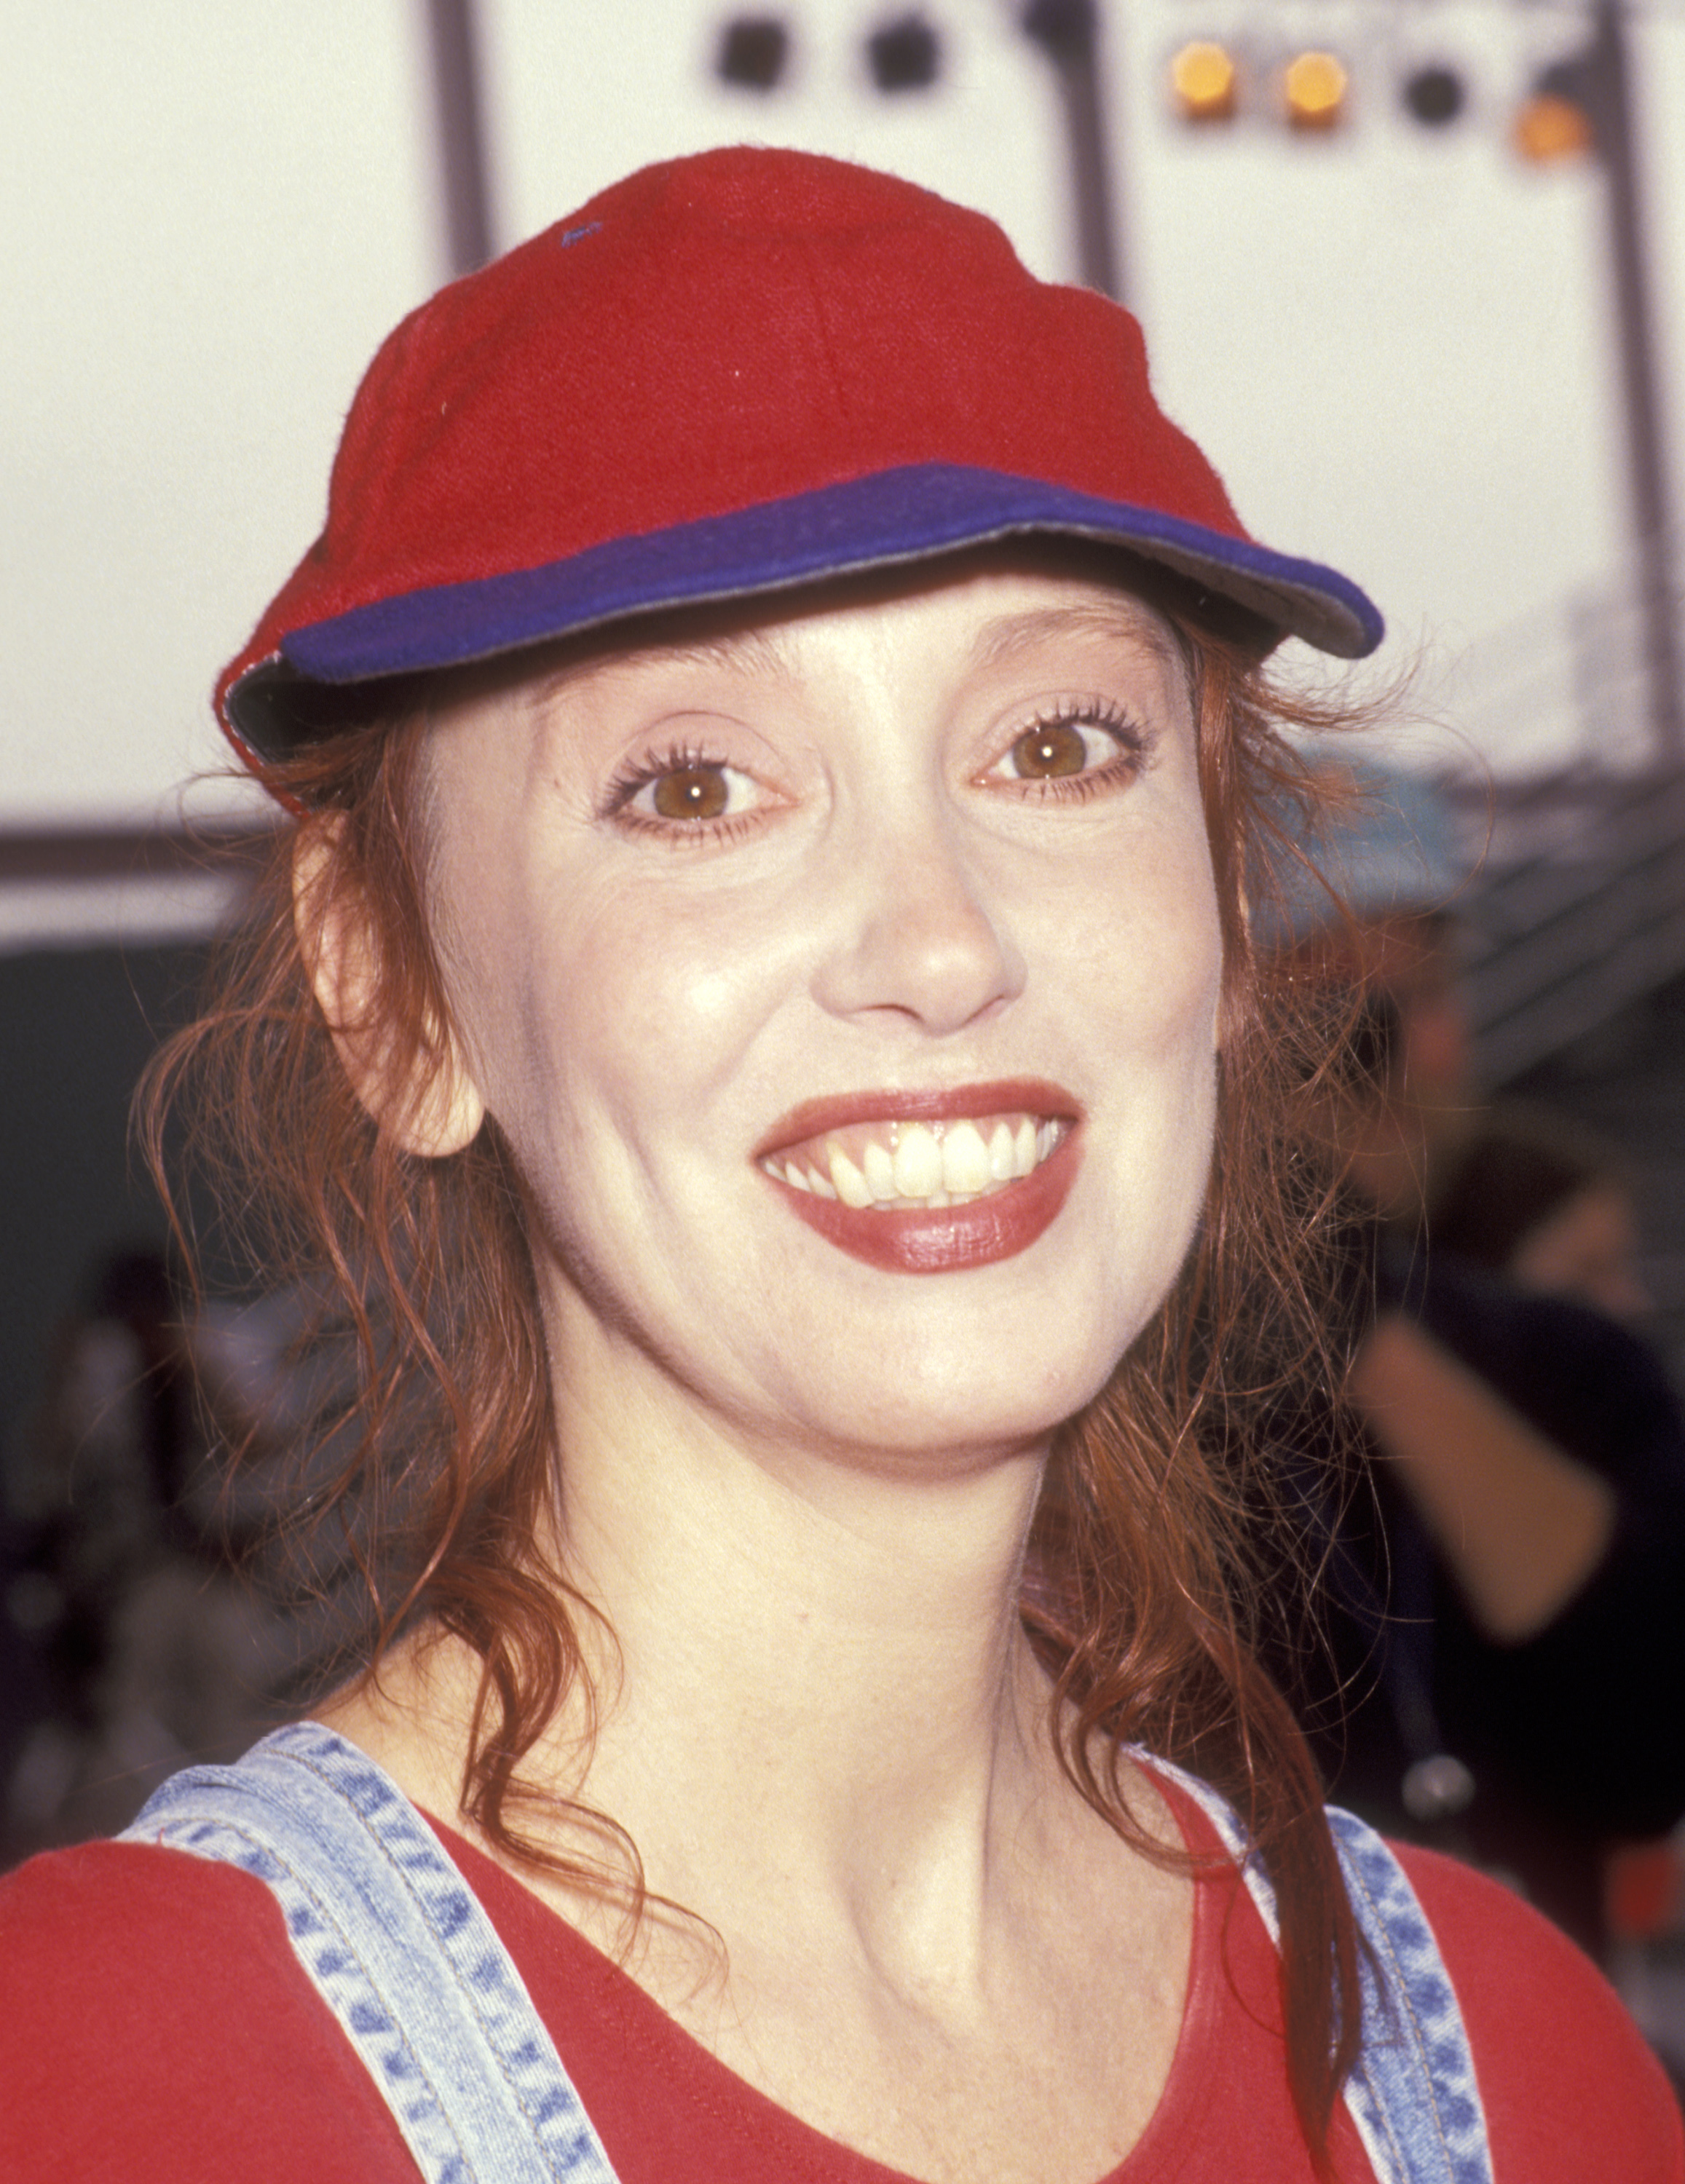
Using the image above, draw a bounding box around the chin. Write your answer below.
[774,1317,1137,1468]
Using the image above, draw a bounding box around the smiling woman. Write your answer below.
[1,150,1678,2184]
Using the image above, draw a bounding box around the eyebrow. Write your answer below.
[518,593,1188,718]
[524,625,795,711]
[966,601,1186,681]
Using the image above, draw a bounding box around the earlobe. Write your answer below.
[292,822,486,1158]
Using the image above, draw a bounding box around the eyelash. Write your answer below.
[992,700,1151,802]
[601,741,765,848]
[601,700,1152,846]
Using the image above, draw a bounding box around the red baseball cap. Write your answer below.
[218,146,1382,767]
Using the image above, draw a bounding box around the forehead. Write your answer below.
[484,557,1198,724]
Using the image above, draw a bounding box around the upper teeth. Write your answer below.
[761,1113,1065,1211]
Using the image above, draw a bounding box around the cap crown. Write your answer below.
[220,148,1381,761]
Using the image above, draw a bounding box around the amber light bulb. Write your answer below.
[1514,90,1595,163]
[1170,40,1239,123]
[1284,49,1347,130]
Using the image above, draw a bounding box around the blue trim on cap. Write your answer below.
[285,466,1383,678]
[235,465,1382,751]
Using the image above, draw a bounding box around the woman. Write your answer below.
[2,149,1677,2183]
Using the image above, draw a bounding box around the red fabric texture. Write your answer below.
[2,1780,1678,2183]
[216,149,1247,715]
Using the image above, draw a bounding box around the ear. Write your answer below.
[293,820,486,1158]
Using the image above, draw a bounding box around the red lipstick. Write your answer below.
[756,1080,1082,1276]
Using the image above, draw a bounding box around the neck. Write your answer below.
[529,1336,1061,1973]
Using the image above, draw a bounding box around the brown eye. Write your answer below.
[652,764,730,820]
[1010,721,1089,778]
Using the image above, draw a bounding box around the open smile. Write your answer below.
[759,1111,1068,1210]
[754,1082,1082,1274]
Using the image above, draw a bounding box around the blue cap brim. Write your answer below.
[229,464,1384,757]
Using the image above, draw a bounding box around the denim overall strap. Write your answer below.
[1141,1756,1494,2184]
[119,1721,622,2184]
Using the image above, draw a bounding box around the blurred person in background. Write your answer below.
[1,1253,335,1859]
[1272,759,1685,1957]
[1429,1100,1652,1327]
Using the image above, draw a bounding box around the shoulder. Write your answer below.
[0,1838,411,2183]
[1395,1843,1684,2183]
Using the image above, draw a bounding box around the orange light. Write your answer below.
[1513,91,1594,163]
[1171,41,1238,123]
[1283,49,1347,130]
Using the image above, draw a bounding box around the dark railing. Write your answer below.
[1460,765,1685,1083]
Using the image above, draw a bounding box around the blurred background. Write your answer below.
[4,0,1684,2051]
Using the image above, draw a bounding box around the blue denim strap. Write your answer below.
[122,1725,1491,2184]
[119,1721,622,2184]
[1144,1755,1494,2184]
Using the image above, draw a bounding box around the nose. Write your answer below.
[809,815,1025,1036]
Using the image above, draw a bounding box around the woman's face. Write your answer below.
[419,563,1223,1464]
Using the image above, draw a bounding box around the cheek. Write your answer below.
[1075,828,1224,1066]
[561,889,787,1129]
[458,879,792,1196]
[1081,834,1225,1232]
